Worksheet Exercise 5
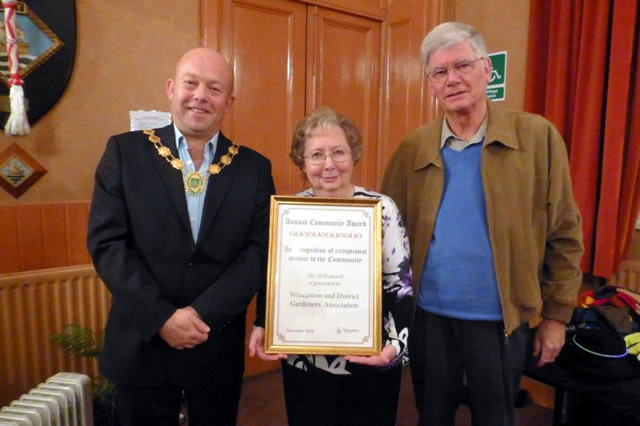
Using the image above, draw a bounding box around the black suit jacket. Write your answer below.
[87,124,275,387]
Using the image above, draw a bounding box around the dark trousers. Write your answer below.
[281,360,403,426]
[115,377,242,426]
[410,308,529,426]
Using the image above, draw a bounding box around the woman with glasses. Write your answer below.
[249,106,413,426]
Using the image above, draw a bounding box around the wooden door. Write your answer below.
[206,0,309,376]
[207,0,383,193]
[306,6,381,190]
[216,0,308,195]
[380,0,451,186]
[201,0,447,378]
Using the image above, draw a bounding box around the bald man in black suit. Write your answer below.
[88,48,275,426]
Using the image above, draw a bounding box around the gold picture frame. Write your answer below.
[265,195,382,356]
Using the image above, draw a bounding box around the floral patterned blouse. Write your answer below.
[285,186,413,375]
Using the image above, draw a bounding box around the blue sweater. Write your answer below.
[418,143,502,320]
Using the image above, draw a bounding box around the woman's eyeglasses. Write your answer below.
[303,149,352,165]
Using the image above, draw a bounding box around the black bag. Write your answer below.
[557,307,640,379]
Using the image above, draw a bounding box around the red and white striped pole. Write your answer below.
[2,0,30,135]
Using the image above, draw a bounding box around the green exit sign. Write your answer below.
[487,51,507,101]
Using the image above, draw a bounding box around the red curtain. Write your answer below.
[525,0,640,278]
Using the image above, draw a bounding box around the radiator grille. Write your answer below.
[0,265,110,408]
[0,372,93,425]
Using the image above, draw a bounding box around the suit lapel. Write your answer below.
[149,124,192,234]
[197,132,239,244]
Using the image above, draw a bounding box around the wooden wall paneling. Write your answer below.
[423,0,454,117]
[200,0,223,50]
[41,204,70,269]
[379,0,453,187]
[16,205,45,272]
[0,206,20,273]
[302,0,387,20]
[306,6,382,190]
[380,0,428,186]
[65,203,91,265]
[0,203,90,274]
[221,0,307,196]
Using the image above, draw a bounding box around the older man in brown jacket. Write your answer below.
[381,22,583,426]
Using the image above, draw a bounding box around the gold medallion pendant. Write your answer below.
[185,171,206,195]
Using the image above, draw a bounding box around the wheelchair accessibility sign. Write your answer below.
[487,51,506,101]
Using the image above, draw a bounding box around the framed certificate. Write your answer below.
[265,195,382,356]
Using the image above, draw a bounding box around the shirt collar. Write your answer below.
[413,100,520,171]
[173,123,220,155]
[440,114,488,149]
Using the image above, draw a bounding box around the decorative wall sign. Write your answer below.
[0,0,76,128]
[0,142,46,197]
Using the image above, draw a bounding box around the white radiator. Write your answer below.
[0,265,110,406]
[0,372,93,426]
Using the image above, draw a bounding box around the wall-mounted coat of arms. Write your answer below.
[0,0,76,133]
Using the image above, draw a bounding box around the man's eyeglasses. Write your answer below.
[427,57,484,83]
[303,149,352,165]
